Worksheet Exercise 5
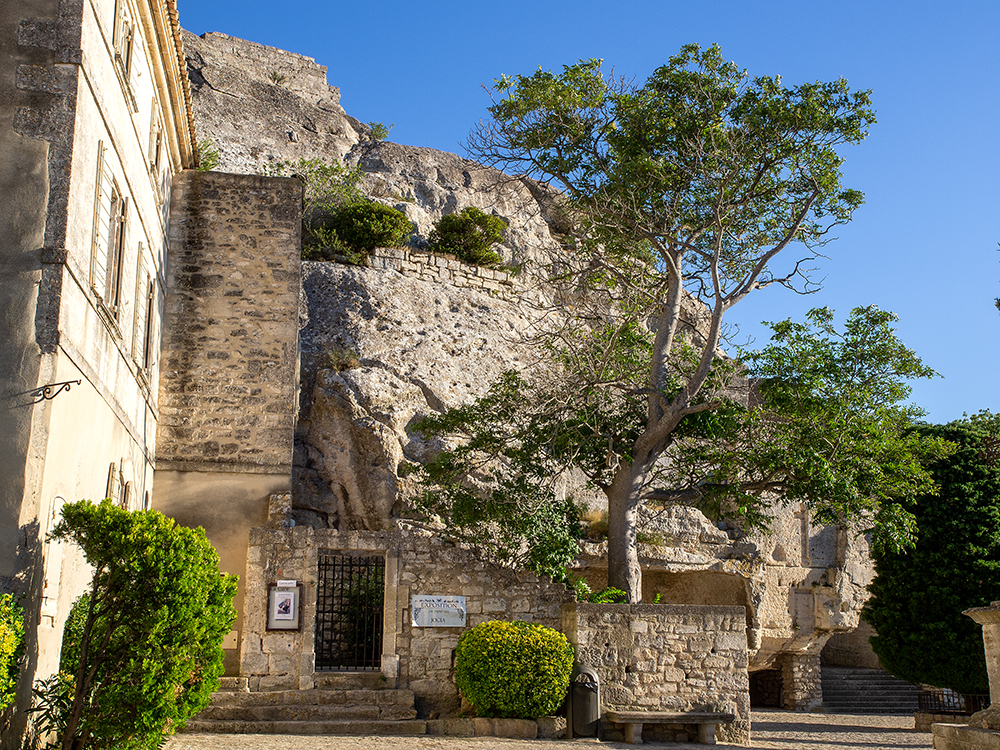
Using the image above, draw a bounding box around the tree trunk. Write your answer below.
[606,467,643,602]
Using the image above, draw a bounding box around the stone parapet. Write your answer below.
[369,247,517,296]
[563,602,750,745]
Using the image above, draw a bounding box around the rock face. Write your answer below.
[183,29,877,693]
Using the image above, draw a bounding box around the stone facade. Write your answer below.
[0,0,194,743]
[153,169,302,673]
[241,526,575,716]
[156,170,302,472]
[780,652,824,711]
[565,602,750,744]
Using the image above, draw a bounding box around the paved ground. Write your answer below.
[165,710,933,750]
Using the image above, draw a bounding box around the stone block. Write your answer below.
[536,716,566,739]
[426,718,475,736]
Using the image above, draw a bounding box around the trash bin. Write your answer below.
[571,666,600,737]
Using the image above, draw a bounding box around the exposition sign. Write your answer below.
[411,595,467,627]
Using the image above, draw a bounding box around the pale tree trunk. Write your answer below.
[605,465,645,602]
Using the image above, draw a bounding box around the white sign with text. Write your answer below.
[411,595,467,627]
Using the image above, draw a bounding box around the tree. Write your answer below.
[416,305,949,598]
[37,500,237,750]
[413,44,938,600]
[864,412,1000,694]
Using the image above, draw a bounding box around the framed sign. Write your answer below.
[412,595,466,628]
[267,582,303,631]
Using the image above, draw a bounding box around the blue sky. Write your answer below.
[178,0,999,424]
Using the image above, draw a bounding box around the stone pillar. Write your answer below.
[964,602,1000,729]
[781,652,824,711]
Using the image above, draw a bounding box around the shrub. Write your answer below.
[429,207,505,267]
[196,140,220,172]
[865,412,1000,693]
[32,500,238,750]
[455,620,573,719]
[0,593,24,711]
[325,202,412,254]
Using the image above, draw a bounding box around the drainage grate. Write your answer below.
[315,550,385,671]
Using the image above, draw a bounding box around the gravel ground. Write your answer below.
[164,710,933,750]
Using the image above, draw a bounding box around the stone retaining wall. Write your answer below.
[563,602,750,745]
[369,247,516,295]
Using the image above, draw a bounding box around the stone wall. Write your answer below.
[563,602,750,745]
[242,526,575,716]
[780,651,824,711]
[157,170,301,472]
[369,247,516,296]
[154,169,302,671]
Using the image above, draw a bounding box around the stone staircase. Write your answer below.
[180,675,427,735]
[821,667,920,714]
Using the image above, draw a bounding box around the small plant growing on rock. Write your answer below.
[428,207,505,267]
[455,620,573,719]
[268,70,287,85]
[324,346,361,371]
[196,139,220,172]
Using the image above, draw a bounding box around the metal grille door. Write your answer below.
[315,551,385,671]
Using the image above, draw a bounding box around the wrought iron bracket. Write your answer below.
[5,379,83,407]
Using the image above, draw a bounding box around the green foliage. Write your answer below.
[414,307,944,589]
[454,620,573,719]
[429,207,505,267]
[324,346,361,371]
[35,500,238,750]
[864,412,1000,694]
[464,46,879,598]
[263,158,363,215]
[263,158,368,263]
[0,593,24,711]
[366,121,393,142]
[324,202,412,254]
[195,140,220,172]
[268,70,286,85]
[569,578,627,603]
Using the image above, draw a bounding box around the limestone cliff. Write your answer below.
[182,29,875,681]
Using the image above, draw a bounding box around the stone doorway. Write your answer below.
[315,550,385,671]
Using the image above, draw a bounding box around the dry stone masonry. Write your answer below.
[159,171,302,472]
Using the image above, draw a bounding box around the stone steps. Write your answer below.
[181,686,422,734]
[181,719,427,735]
[822,667,920,714]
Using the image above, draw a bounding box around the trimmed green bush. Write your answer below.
[429,207,505,267]
[454,620,573,719]
[326,202,412,254]
[0,593,24,711]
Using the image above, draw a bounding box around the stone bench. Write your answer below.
[603,710,735,745]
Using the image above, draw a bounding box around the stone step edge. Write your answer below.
[180,719,427,736]
[209,689,415,706]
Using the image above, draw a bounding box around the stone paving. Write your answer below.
[164,710,933,750]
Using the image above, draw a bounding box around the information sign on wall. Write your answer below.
[412,595,467,627]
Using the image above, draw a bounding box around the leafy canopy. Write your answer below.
[33,500,237,750]
[458,44,881,599]
[415,307,947,584]
[865,412,1000,694]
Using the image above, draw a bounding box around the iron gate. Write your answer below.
[315,550,385,671]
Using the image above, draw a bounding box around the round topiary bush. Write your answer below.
[326,201,412,253]
[454,619,573,719]
[429,206,505,267]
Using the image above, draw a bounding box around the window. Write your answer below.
[91,141,130,327]
[112,0,138,110]
[132,249,156,375]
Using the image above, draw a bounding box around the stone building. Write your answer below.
[0,0,195,742]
